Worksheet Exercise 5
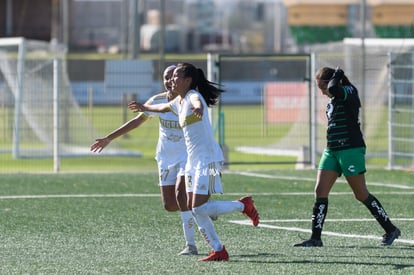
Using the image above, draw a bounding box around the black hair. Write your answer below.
[315,67,353,86]
[176,62,224,107]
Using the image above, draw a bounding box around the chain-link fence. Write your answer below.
[1,38,414,171]
[214,40,414,170]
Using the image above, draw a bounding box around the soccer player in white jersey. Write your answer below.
[131,63,260,261]
[90,65,198,256]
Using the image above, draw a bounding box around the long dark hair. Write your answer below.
[315,67,353,86]
[176,62,224,107]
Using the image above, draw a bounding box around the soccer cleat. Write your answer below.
[178,245,198,255]
[381,227,400,246]
[198,245,229,261]
[294,239,323,247]
[239,196,260,227]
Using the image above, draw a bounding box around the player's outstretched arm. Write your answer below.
[128,101,170,113]
[90,113,148,153]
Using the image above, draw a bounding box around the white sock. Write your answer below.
[180,211,195,246]
[204,200,244,217]
[192,205,222,251]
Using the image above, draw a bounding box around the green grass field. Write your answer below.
[0,169,412,274]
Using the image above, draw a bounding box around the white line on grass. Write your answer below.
[0,194,160,199]
[1,192,414,200]
[227,192,414,196]
[257,218,414,223]
[1,191,414,200]
[229,219,414,245]
[228,171,414,190]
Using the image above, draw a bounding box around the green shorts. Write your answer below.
[318,147,366,176]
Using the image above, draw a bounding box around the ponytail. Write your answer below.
[316,66,354,86]
[178,63,224,107]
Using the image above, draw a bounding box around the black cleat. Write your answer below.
[381,227,400,246]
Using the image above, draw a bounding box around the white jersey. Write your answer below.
[144,92,187,168]
[169,89,224,169]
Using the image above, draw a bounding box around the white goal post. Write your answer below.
[0,37,141,169]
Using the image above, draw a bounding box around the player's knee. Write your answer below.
[354,193,368,202]
[163,200,179,212]
[164,205,177,212]
[353,189,370,202]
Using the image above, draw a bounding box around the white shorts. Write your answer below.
[185,161,223,195]
[158,161,186,187]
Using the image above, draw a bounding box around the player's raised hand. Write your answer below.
[191,106,203,118]
[128,101,146,113]
[333,66,344,80]
[90,137,111,153]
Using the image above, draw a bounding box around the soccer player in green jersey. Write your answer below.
[294,67,400,247]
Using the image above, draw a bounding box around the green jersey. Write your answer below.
[325,85,366,151]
